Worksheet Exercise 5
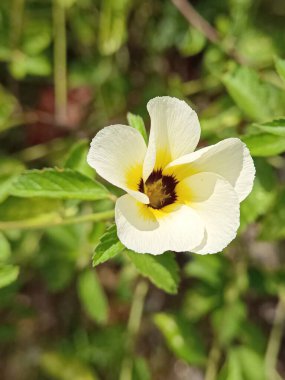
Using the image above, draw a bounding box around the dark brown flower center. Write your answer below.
[139,170,178,209]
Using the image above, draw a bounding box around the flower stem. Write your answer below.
[119,280,149,380]
[265,289,285,380]
[53,0,67,125]
[0,210,114,231]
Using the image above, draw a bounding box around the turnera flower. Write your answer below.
[87,97,255,255]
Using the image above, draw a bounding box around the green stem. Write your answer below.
[119,280,149,380]
[10,0,25,49]
[53,0,67,125]
[0,210,114,231]
[265,289,285,380]
[205,340,221,380]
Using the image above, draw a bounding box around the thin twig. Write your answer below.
[171,0,219,44]
[205,340,221,380]
[0,210,115,231]
[53,0,68,125]
[265,289,285,380]
[171,0,247,65]
[119,280,149,380]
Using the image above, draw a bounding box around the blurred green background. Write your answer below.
[1,0,285,379]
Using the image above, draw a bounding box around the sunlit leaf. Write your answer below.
[0,264,19,288]
[241,133,285,156]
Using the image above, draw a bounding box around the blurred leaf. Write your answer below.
[64,140,94,178]
[0,86,19,132]
[184,254,226,287]
[40,352,98,380]
[57,0,77,9]
[23,22,52,55]
[241,133,285,156]
[275,57,285,83]
[127,112,148,143]
[212,301,246,346]
[178,27,206,57]
[133,356,151,380]
[98,0,131,55]
[9,53,51,79]
[259,189,285,240]
[10,168,110,200]
[0,197,61,222]
[77,269,108,324]
[240,158,277,230]
[126,251,179,294]
[223,66,285,121]
[154,313,206,366]
[0,233,11,262]
[237,346,266,380]
[250,118,285,137]
[0,264,19,288]
[93,225,124,267]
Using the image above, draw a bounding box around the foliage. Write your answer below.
[1,0,285,379]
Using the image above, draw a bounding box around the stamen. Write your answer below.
[138,169,178,209]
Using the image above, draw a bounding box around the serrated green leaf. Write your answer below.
[275,57,285,83]
[241,133,285,156]
[126,250,179,294]
[127,112,148,143]
[154,313,206,365]
[77,269,108,324]
[64,140,94,178]
[0,264,19,288]
[93,225,124,267]
[10,168,110,200]
[223,66,285,121]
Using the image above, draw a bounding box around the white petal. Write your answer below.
[167,138,255,202]
[115,194,205,255]
[87,125,149,203]
[178,172,240,254]
[143,96,200,180]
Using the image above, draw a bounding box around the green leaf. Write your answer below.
[40,352,99,380]
[0,264,19,288]
[240,158,277,230]
[93,225,124,267]
[223,66,285,121]
[0,233,11,262]
[64,140,94,178]
[77,269,108,324]
[127,112,148,143]
[0,197,61,222]
[237,347,266,380]
[259,189,285,240]
[126,250,179,294]
[275,57,285,83]
[154,313,206,365]
[250,118,285,137]
[241,133,285,156]
[10,168,110,200]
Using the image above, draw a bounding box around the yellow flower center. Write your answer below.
[139,170,178,209]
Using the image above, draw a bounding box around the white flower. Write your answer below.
[87,96,255,255]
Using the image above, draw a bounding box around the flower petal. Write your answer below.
[167,138,255,202]
[115,194,205,255]
[143,96,200,180]
[178,172,240,254]
[87,125,149,203]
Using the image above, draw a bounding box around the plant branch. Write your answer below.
[119,280,149,380]
[171,0,247,65]
[265,289,285,380]
[53,0,67,125]
[0,210,114,231]
[205,340,221,380]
